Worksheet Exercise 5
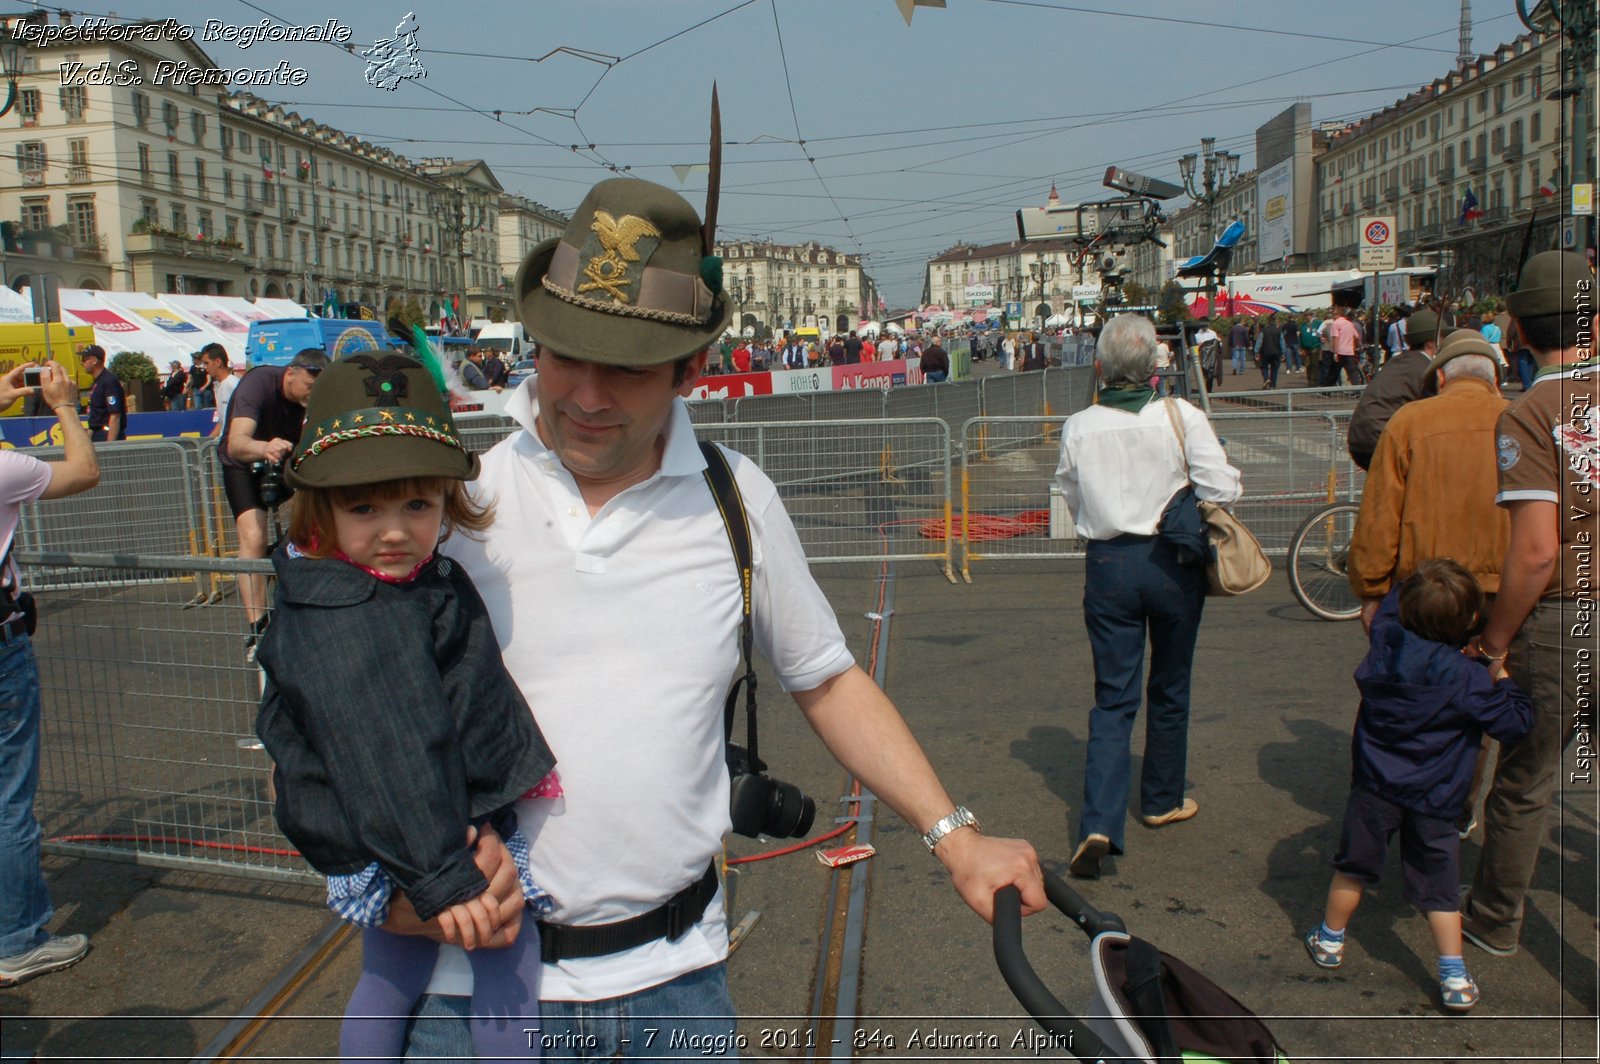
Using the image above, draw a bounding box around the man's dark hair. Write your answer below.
[200,342,226,360]
[1398,558,1483,647]
[288,348,330,373]
[1513,313,1581,354]
[81,344,105,362]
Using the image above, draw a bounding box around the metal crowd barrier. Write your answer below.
[957,410,1365,580]
[25,551,309,883]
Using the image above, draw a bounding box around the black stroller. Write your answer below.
[995,870,1289,1064]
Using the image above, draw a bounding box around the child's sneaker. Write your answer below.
[1303,927,1343,969]
[1440,972,1480,1012]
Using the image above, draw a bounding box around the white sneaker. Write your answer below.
[0,933,90,987]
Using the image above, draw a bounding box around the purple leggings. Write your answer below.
[340,922,540,1063]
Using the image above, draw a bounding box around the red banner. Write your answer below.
[66,308,139,332]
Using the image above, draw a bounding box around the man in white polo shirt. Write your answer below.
[386,178,1045,1058]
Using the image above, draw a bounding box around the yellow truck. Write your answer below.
[0,323,95,416]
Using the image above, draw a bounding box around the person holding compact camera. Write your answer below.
[386,178,1044,1060]
[0,361,100,989]
[220,348,328,660]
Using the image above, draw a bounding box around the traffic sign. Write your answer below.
[1358,215,1397,271]
[1574,183,1595,217]
[1005,301,1023,318]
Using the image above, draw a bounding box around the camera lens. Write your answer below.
[768,780,815,839]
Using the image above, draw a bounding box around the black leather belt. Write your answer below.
[537,862,719,964]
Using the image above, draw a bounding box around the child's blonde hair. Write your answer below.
[288,476,492,559]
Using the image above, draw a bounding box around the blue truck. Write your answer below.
[244,317,396,366]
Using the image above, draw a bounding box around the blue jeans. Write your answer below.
[0,635,51,959]
[1079,535,1206,854]
[1231,347,1247,374]
[403,962,739,1061]
[1515,350,1537,392]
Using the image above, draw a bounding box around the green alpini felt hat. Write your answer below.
[286,353,478,490]
[514,178,732,366]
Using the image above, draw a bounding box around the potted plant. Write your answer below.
[110,350,162,414]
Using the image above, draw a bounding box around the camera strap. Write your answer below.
[698,441,758,767]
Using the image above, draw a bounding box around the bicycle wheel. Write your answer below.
[1288,502,1363,621]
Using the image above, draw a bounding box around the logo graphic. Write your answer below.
[1364,220,1390,244]
[362,12,425,91]
[1497,433,1521,471]
[1555,421,1599,486]
[579,211,662,304]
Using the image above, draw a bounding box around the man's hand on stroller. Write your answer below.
[935,828,1047,923]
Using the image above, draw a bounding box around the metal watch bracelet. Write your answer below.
[921,806,980,852]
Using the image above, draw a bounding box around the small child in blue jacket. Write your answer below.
[1304,558,1531,1011]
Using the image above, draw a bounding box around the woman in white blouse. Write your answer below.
[1054,314,1242,879]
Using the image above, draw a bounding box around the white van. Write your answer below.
[475,321,529,361]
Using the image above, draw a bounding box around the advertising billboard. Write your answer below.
[1257,158,1294,265]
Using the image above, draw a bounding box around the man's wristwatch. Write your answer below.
[922,806,980,852]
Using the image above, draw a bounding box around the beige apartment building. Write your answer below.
[714,239,877,336]
[925,237,1076,323]
[0,16,520,322]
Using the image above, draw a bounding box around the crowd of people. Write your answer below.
[1193,296,1531,394]
[1054,252,1591,1015]
[0,167,1589,1050]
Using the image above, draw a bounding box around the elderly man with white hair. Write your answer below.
[1348,330,1511,634]
[1054,314,1241,879]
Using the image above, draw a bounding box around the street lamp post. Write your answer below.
[1178,137,1241,316]
[1029,259,1057,333]
[427,185,485,333]
[0,39,24,119]
[1518,0,1597,257]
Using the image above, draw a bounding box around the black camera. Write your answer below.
[727,743,815,839]
[251,459,287,509]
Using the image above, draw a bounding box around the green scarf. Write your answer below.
[1098,382,1155,412]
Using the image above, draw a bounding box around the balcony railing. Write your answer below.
[125,231,243,264]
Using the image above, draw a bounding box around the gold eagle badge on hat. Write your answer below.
[578,211,663,304]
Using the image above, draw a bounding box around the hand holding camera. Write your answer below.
[3,361,78,413]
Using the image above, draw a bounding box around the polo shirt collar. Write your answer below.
[505,373,706,481]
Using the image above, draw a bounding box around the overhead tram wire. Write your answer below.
[767,0,863,262]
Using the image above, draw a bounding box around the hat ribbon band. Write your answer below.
[543,240,715,326]
[293,420,467,470]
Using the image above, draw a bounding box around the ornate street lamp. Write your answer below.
[427,185,485,331]
[0,39,23,118]
[1028,259,1058,332]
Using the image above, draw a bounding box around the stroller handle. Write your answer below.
[994,870,1133,1064]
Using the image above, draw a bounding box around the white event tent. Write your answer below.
[43,288,197,365]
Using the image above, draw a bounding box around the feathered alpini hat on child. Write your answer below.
[285,352,478,490]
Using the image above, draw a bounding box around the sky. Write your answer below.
[35,1,1533,307]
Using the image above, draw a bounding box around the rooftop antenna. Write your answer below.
[1457,0,1473,69]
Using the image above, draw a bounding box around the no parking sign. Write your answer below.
[1359,216,1397,271]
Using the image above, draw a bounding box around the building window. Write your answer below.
[246,223,256,256]
[226,215,238,243]
[67,138,88,181]
[20,199,49,231]
[59,85,87,122]
[223,169,233,199]
[1531,111,1541,142]
[196,209,213,239]
[171,204,188,233]
[195,159,207,197]
[220,126,233,159]
[238,131,251,153]
[18,88,40,123]
[162,100,178,134]
[16,141,47,174]
[263,178,275,206]
[131,91,148,128]
[264,225,276,259]
[140,198,158,225]
[168,151,180,188]
[191,110,206,144]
